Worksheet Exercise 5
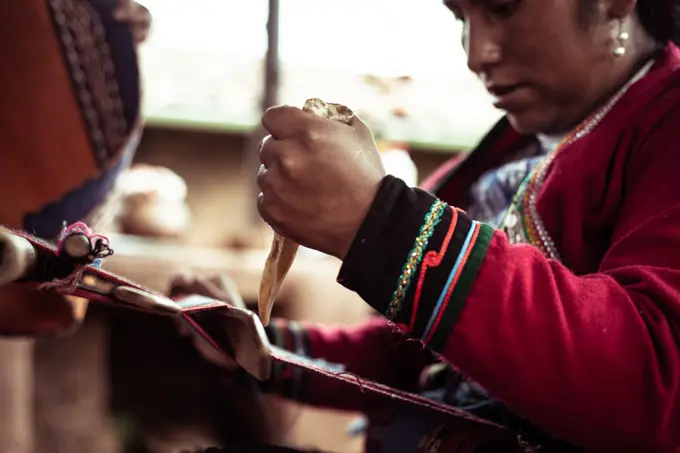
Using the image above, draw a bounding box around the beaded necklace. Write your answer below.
[500,59,654,261]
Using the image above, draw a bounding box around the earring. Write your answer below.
[614,20,629,57]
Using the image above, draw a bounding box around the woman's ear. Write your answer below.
[604,0,637,20]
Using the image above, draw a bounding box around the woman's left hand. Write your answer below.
[170,272,245,369]
[257,105,386,260]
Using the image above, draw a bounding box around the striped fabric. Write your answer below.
[260,319,313,401]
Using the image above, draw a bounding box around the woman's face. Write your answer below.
[446,0,633,135]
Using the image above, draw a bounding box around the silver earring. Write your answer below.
[614,20,629,57]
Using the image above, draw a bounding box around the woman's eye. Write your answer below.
[488,0,521,19]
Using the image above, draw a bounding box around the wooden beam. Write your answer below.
[244,0,280,225]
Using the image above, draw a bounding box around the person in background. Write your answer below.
[0,1,148,452]
[245,0,680,452]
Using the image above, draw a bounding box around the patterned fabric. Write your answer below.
[466,154,542,226]
[1,0,141,239]
[386,199,448,320]
[368,199,494,353]
[261,319,313,401]
[48,0,141,165]
[466,136,560,228]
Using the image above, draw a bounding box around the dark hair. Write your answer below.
[636,0,680,45]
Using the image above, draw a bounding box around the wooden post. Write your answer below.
[264,0,280,114]
[244,0,280,225]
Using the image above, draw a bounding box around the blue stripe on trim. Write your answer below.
[421,221,478,341]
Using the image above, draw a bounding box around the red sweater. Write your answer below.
[265,46,680,453]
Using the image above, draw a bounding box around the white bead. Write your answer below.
[63,234,91,259]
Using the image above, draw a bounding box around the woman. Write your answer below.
[252,0,680,451]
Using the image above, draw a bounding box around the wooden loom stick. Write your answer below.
[257,98,355,326]
[0,227,38,287]
[0,227,511,434]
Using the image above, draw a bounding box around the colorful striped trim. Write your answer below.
[262,319,311,401]
[427,223,494,352]
[421,221,482,343]
[288,321,306,397]
[409,207,459,332]
[386,199,448,320]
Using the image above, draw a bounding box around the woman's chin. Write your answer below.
[506,109,572,136]
[506,110,545,135]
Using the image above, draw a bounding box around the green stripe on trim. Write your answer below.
[429,223,495,352]
[386,199,448,320]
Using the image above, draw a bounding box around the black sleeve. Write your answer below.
[337,175,440,315]
[337,175,493,353]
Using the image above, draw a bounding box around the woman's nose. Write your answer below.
[464,23,502,75]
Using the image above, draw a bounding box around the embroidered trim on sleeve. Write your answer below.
[393,209,494,353]
[385,199,448,320]
[336,177,495,354]
[409,207,459,332]
[426,222,494,352]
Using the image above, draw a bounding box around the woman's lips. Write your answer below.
[487,83,529,111]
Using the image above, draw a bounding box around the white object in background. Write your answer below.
[379,146,418,187]
[115,164,188,202]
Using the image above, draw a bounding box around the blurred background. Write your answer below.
[0,1,503,452]
[135,0,501,247]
